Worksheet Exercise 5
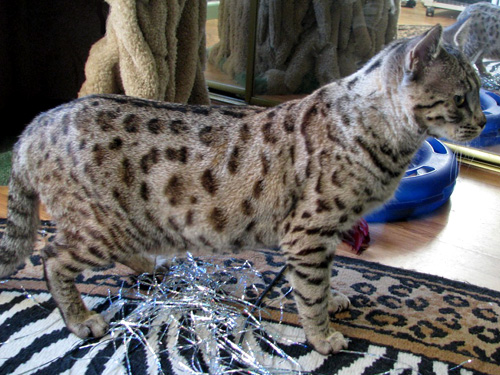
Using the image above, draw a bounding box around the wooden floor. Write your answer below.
[398,2,458,27]
[1,164,500,292]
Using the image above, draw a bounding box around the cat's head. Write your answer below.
[402,24,486,142]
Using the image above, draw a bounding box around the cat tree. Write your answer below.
[209,0,401,95]
[79,0,210,104]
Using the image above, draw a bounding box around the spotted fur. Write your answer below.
[0,25,485,354]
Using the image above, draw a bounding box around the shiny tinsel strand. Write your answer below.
[481,61,500,91]
[95,253,306,375]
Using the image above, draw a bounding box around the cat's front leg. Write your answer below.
[281,228,348,355]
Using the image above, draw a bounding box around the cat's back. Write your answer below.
[12,95,269,215]
[22,94,263,146]
[458,2,500,21]
[17,94,267,173]
[458,3,500,51]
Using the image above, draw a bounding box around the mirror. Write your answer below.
[204,0,500,170]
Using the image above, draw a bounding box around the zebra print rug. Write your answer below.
[0,219,499,375]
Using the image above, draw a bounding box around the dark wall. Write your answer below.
[0,0,108,136]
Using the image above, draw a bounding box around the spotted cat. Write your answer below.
[0,25,485,355]
[443,2,500,74]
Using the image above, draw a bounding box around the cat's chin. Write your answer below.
[425,128,449,140]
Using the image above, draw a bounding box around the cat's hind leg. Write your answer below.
[41,240,110,338]
[118,253,170,275]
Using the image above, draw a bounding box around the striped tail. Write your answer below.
[0,171,40,277]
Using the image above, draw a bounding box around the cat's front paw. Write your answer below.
[307,329,348,355]
[68,312,108,338]
[328,290,351,315]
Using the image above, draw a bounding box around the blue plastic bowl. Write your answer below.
[364,138,458,222]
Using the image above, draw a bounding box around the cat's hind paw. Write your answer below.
[68,312,109,339]
[308,330,348,355]
[153,255,171,274]
[328,290,351,315]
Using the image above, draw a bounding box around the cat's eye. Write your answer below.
[454,95,466,107]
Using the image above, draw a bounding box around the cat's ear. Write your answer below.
[405,24,443,80]
[453,18,471,50]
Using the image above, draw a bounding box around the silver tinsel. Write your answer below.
[482,61,500,91]
[91,253,304,375]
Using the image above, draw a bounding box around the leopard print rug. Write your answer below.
[0,219,499,374]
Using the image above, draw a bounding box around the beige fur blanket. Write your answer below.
[79,0,209,105]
